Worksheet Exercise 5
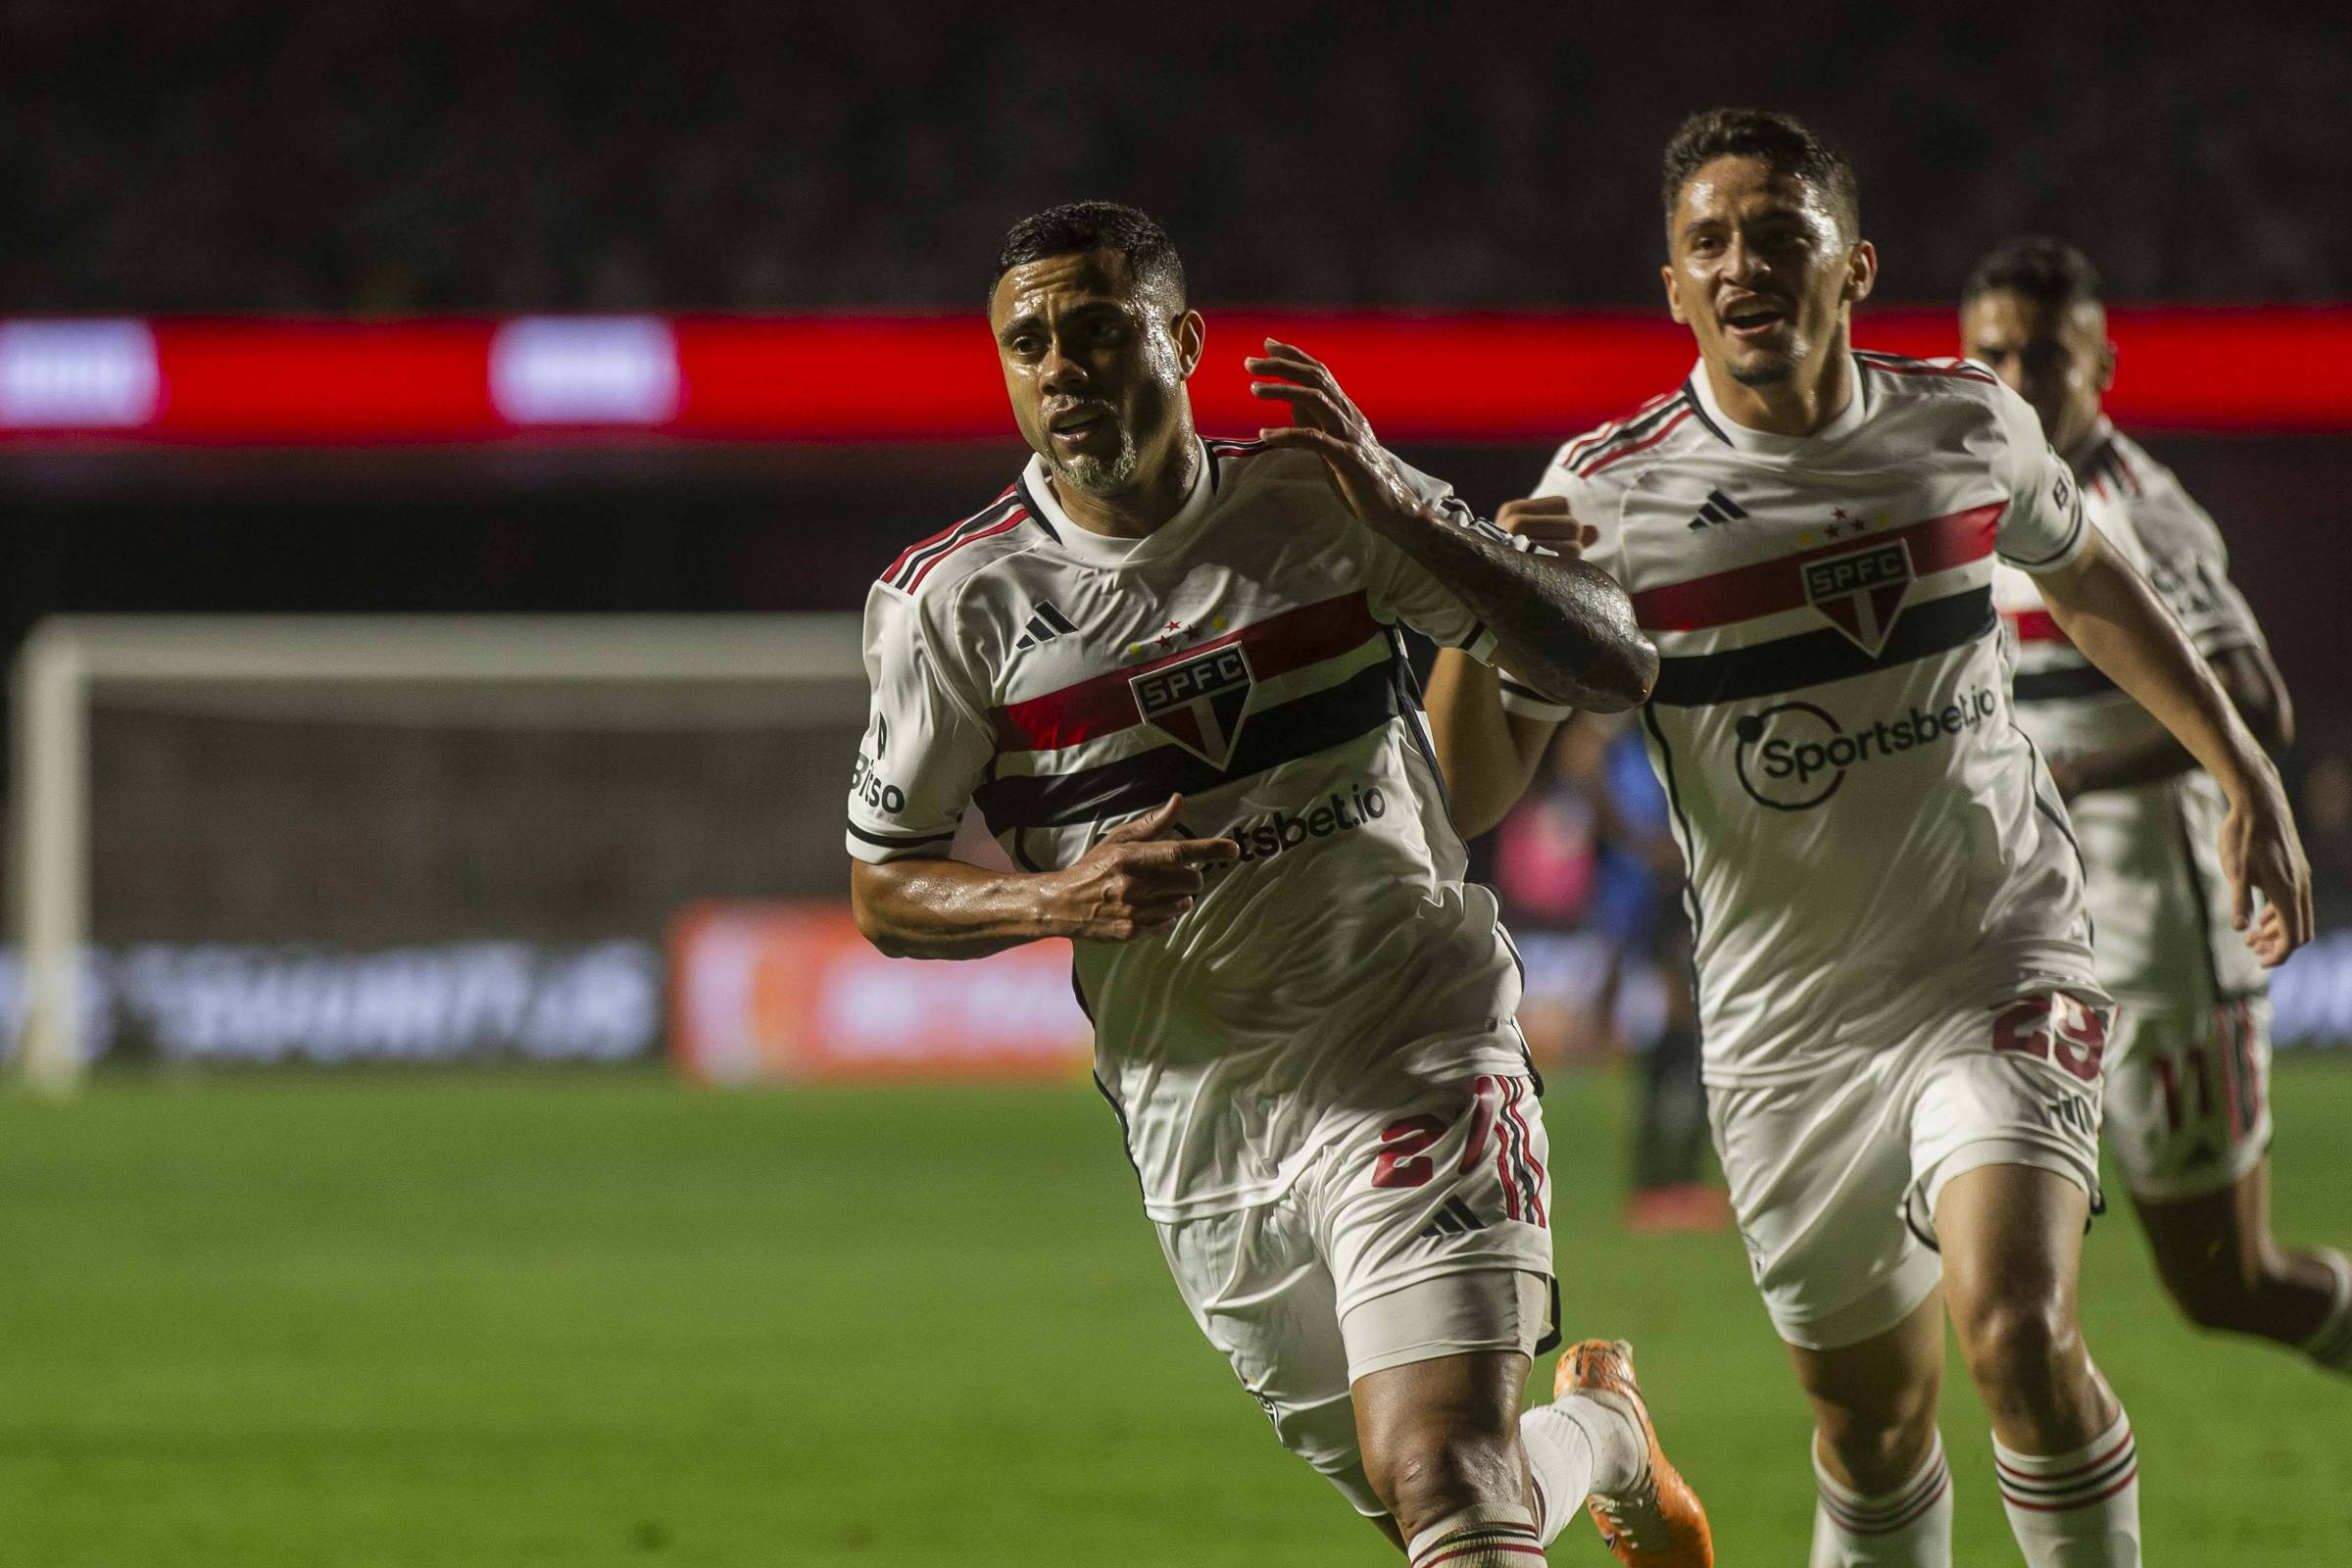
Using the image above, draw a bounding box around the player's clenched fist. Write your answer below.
[1044,795,1241,941]
[1494,494,1599,559]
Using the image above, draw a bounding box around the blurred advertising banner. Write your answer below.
[669,903,1093,1085]
[0,941,660,1067]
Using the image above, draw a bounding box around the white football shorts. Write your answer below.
[1154,1071,1557,1516]
[2101,996,2272,1202]
[1708,992,2111,1351]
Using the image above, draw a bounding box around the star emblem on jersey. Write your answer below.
[1801,538,1916,656]
[1130,644,1255,768]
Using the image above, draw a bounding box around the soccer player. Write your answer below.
[1966,236,2352,1372]
[845,202,1712,1567]
[1420,111,2312,1567]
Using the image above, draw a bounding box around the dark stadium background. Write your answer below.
[5,0,2348,963]
[2,6,2349,1563]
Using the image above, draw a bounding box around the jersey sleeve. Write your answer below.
[2127,478,2268,659]
[1356,452,1504,663]
[1989,384,2092,575]
[846,581,997,864]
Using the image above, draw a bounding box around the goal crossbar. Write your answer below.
[8,612,865,1092]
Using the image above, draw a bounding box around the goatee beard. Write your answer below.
[1056,435,1141,494]
[1729,357,1795,387]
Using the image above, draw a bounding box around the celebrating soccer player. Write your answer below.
[1967,236,2352,1372]
[844,203,1712,1566]
[1422,111,2312,1566]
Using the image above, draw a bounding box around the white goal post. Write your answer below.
[8,612,866,1093]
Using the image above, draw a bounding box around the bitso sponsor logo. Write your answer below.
[1803,538,1914,655]
[1228,784,1388,861]
[849,749,905,814]
[1132,644,1254,767]
[1733,687,1998,810]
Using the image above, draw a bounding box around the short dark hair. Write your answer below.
[1660,108,1860,241]
[1961,235,2104,310]
[991,201,1186,307]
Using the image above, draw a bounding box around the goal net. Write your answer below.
[6,613,866,1089]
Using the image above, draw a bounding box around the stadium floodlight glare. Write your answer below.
[7,612,864,1093]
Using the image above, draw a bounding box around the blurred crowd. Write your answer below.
[3,1,2346,313]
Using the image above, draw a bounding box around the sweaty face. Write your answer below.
[1959,289,2110,456]
[989,250,1199,497]
[1665,156,1867,387]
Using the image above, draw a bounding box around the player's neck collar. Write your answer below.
[2062,414,2118,473]
[1688,355,1867,457]
[1020,439,1214,566]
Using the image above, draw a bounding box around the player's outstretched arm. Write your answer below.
[2043,643,2294,800]
[850,795,1240,959]
[1244,340,1657,713]
[2034,526,2313,962]
[1423,499,1592,835]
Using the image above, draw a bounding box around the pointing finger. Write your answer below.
[1160,835,1241,865]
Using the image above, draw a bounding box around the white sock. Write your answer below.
[1405,1502,1544,1567]
[1519,1391,1643,1544]
[2300,1249,2352,1374]
[1994,1411,2141,1567]
[1809,1430,1952,1566]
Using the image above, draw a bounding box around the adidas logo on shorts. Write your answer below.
[1417,1198,1488,1240]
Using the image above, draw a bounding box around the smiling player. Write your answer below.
[1422,110,2311,1566]
[846,202,1710,1567]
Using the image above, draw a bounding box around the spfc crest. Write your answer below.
[1802,539,1914,656]
[1131,644,1254,767]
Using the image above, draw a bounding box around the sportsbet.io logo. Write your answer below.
[1733,688,1999,810]
[1131,644,1255,768]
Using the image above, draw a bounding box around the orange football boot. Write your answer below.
[1553,1339,1713,1567]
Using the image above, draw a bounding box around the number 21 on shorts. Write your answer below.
[1369,1077,1507,1190]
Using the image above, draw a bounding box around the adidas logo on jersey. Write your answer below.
[1418,1198,1488,1240]
[1012,600,1078,651]
[1688,488,1749,529]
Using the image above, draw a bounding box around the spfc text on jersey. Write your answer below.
[1131,645,1255,767]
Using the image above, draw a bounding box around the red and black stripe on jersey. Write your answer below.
[1854,349,1999,387]
[974,590,1408,830]
[2077,434,2144,501]
[2006,598,2120,702]
[882,490,1031,592]
[1561,390,1696,477]
[1638,502,2004,707]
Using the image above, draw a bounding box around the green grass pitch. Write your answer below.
[3,1059,2349,1565]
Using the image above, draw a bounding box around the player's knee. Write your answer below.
[1366,1428,1520,1543]
[1816,1397,1938,1493]
[1955,1294,2081,1403]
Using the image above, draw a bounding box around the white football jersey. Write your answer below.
[849,438,1533,1220]
[1504,354,2103,1086]
[1990,418,2271,1010]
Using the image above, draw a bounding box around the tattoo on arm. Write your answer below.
[1396,499,1656,713]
